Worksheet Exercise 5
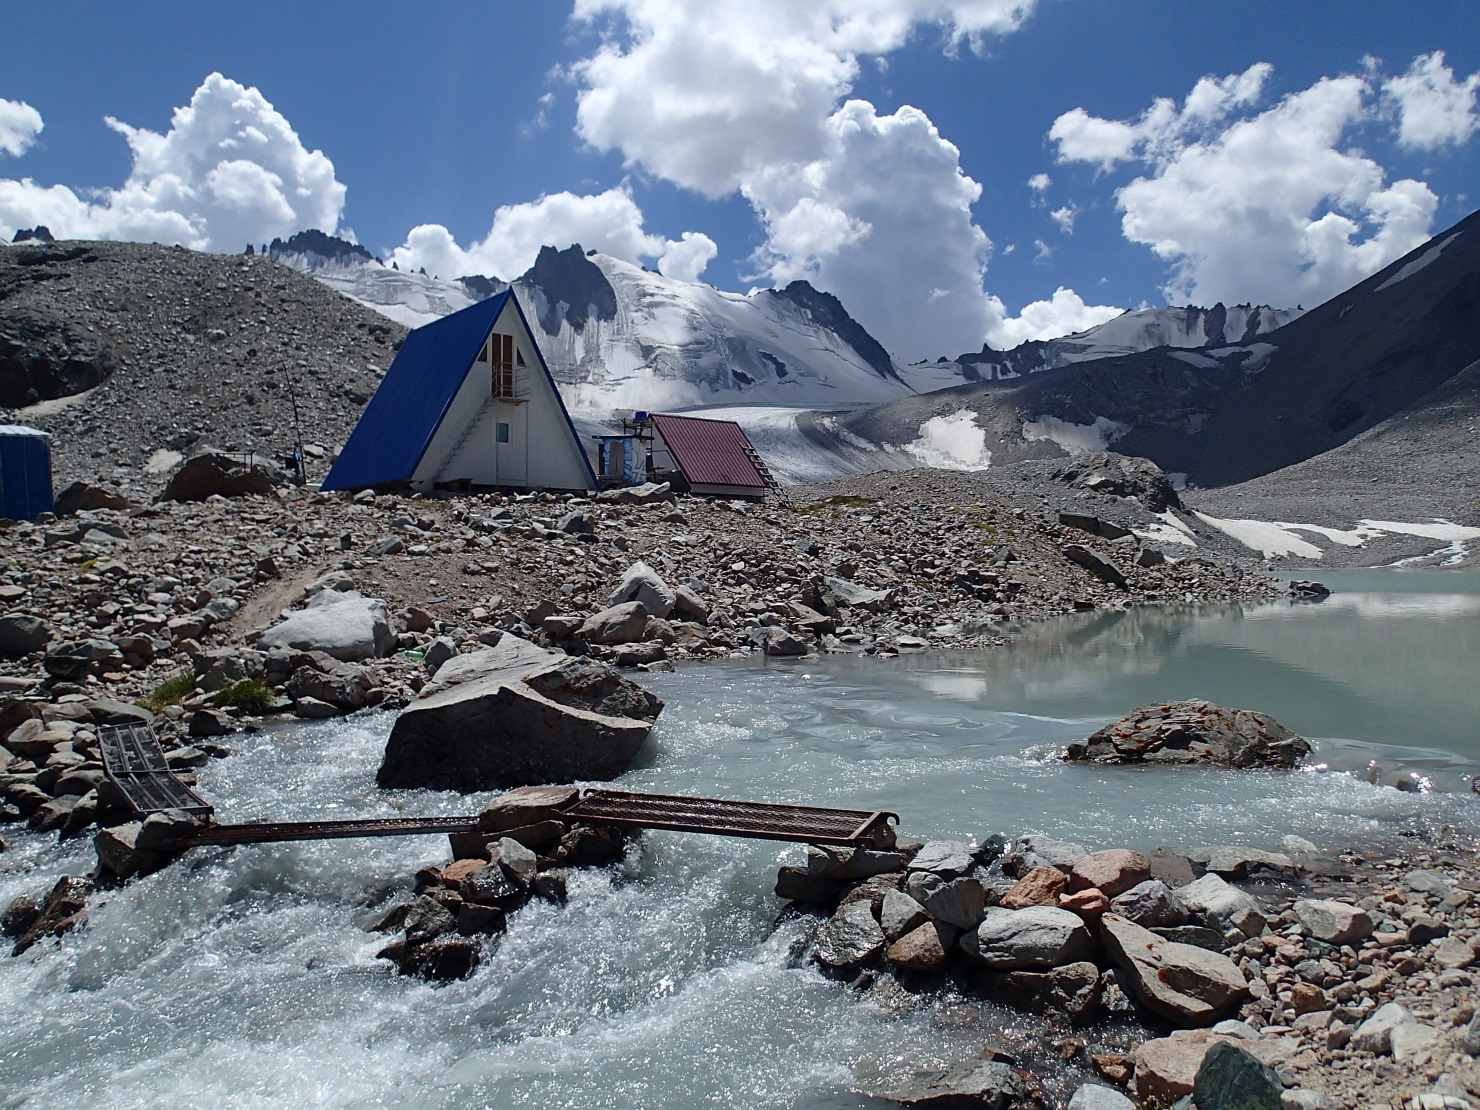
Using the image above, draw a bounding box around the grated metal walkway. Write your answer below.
[101,725,896,849]
[99,724,215,818]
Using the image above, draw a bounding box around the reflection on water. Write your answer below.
[878,572,1480,771]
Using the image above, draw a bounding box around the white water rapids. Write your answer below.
[2,572,1478,1107]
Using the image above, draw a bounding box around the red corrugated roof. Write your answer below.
[650,413,769,489]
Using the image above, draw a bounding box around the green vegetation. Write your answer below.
[792,494,876,515]
[141,668,200,712]
[207,679,275,714]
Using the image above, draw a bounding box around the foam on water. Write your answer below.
[3,575,1479,1107]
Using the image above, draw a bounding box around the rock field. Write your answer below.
[786,829,1480,1109]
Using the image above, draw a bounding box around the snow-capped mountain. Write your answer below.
[948,303,1303,381]
[273,238,939,412]
[272,232,1302,420]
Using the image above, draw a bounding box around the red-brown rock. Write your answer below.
[440,858,488,888]
[1000,865,1068,909]
[1060,887,1110,921]
[886,920,959,973]
[1069,849,1152,897]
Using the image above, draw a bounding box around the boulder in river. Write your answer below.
[1100,913,1247,1026]
[1065,700,1310,769]
[378,635,663,791]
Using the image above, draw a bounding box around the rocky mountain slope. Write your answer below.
[949,302,1301,381]
[0,240,405,491]
[815,209,1480,497]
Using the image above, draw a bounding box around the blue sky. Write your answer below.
[2,1,1477,361]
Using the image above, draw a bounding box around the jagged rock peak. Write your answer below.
[770,280,897,382]
[268,229,374,266]
[518,244,618,336]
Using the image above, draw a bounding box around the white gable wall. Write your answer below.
[410,299,594,492]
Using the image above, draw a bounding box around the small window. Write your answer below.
[496,422,510,443]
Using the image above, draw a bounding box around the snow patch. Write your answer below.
[1021,414,1128,454]
[1376,233,1461,292]
[1206,342,1277,371]
[145,449,183,474]
[1279,522,1374,547]
[1357,518,1480,542]
[1193,513,1325,558]
[1169,350,1220,369]
[899,410,991,471]
[1134,518,1197,547]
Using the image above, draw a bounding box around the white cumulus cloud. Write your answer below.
[657,230,718,282]
[0,73,344,250]
[1027,172,1050,192]
[388,185,676,280]
[0,98,43,157]
[568,0,1038,359]
[1050,203,1078,233]
[1052,61,1445,308]
[1383,50,1480,150]
[986,286,1121,349]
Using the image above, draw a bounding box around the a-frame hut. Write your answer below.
[322,291,596,494]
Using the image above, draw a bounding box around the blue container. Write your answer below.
[0,426,54,521]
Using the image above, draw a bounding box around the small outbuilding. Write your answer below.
[0,425,53,521]
[646,413,777,499]
[322,291,596,494]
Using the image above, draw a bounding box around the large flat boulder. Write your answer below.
[1101,913,1247,1026]
[158,451,287,502]
[1066,700,1310,769]
[377,635,663,792]
[258,590,392,662]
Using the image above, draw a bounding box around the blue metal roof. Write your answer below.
[321,291,513,491]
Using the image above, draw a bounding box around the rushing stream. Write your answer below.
[2,571,1478,1108]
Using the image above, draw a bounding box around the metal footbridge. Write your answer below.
[99,725,897,849]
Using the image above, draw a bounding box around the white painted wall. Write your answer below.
[411,300,594,491]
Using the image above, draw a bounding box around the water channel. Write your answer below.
[1,570,1477,1107]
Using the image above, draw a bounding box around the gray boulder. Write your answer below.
[814,899,885,970]
[1068,1084,1136,1110]
[1067,699,1310,768]
[824,576,893,611]
[1063,544,1127,587]
[609,561,675,619]
[1193,1041,1284,1110]
[1293,899,1374,947]
[1178,874,1266,940]
[1350,1002,1414,1055]
[1007,833,1087,875]
[758,627,808,656]
[909,840,976,877]
[378,635,663,791]
[42,638,122,679]
[961,906,1094,970]
[908,873,986,930]
[577,602,654,646]
[877,1061,1033,1108]
[1111,879,1189,928]
[258,590,392,662]
[1100,913,1247,1026]
[0,614,52,657]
